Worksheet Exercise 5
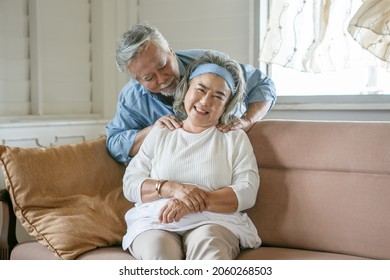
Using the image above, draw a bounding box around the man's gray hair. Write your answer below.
[115,23,170,77]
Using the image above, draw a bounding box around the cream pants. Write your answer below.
[129,224,240,260]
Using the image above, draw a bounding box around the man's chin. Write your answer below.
[160,90,175,97]
[160,83,178,96]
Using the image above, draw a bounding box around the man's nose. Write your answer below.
[156,71,169,85]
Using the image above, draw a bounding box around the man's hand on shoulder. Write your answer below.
[154,114,183,130]
[217,116,254,133]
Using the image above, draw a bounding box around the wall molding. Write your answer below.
[0,119,107,148]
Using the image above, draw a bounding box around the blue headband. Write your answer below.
[189,63,236,94]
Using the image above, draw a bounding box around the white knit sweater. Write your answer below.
[122,126,261,249]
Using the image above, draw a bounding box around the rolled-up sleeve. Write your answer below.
[241,63,277,109]
[106,91,142,163]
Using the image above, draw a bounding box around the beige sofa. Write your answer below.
[1,120,390,260]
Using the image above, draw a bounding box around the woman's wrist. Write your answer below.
[156,180,182,198]
[155,179,168,198]
[164,181,185,199]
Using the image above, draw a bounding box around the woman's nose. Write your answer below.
[200,93,212,105]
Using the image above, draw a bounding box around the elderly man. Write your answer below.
[106,23,276,163]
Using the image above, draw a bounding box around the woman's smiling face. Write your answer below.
[183,73,232,133]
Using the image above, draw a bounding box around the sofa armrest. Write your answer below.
[0,189,17,260]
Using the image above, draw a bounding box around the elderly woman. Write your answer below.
[122,51,261,260]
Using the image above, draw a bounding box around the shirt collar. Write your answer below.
[177,54,186,79]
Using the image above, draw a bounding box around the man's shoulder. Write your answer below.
[120,79,146,93]
[118,79,151,102]
[175,49,228,70]
[176,49,225,59]
[175,49,206,57]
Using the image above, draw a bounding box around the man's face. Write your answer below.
[128,42,180,96]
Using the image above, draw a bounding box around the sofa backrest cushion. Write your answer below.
[246,120,390,259]
[0,137,133,260]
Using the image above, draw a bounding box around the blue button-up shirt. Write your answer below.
[106,49,276,163]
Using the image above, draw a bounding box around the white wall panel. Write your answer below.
[138,0,252,64]
[29,0,91,115]
[0,0,30,116]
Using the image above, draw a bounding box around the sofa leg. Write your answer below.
[0,189,18,260]
[1,247,9,260]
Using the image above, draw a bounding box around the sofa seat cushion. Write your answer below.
[11,241,61,260]
[11,241,135,260]
[13,241,367,260]
[77,246,135,260]
[237,247,368,260]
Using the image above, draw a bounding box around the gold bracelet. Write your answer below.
[155,180,168,198]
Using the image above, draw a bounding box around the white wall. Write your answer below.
[137,0,255,64]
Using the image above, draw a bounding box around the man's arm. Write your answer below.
[218,101,272,132]
[129,126,153,157]
[106,80,180,163]
[217,64,276,132]
[242,101,272,128]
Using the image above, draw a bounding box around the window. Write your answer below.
[259,0,390,112]
[272,65,390,97]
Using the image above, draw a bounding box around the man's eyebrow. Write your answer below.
[157,59,166,69]
[140,73,152,80]
[139,59,166,80]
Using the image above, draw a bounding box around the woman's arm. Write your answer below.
[205,187,238,213]
[158,186,238,223]
[143,180,209,212]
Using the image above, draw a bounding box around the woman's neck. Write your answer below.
[182,119,217,134]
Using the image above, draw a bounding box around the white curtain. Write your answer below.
[260,0,388,73]
[348,0,390,63]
